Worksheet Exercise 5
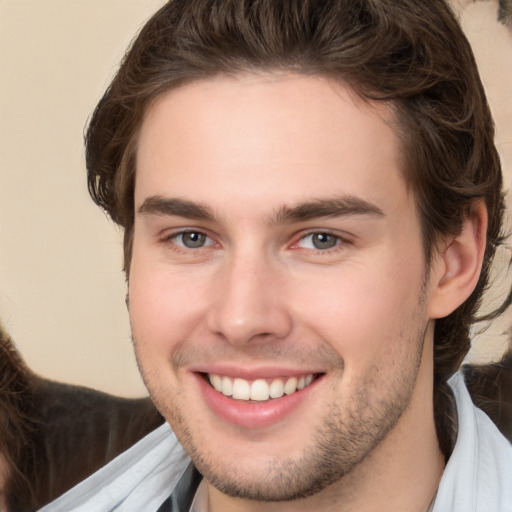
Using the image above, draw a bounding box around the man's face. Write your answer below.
[129,73,437,500]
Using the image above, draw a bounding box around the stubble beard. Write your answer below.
[134,316,428,504]
[192,341,425,502]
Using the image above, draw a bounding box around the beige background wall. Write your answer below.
[0,0,166,397]
[0,0,510,398]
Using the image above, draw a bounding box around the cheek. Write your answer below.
[128,251,206,356]
[293,257,426,362]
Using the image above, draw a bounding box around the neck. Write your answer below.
[207,337,445,512]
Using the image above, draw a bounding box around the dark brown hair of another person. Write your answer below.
[0,324,163,511]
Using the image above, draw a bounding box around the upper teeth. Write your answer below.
[208,373,314,401]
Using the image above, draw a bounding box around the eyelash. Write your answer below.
[161,230,216,251]
[292,231,349,254]
[160,228,350,255]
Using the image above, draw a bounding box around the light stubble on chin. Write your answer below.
[133,314,428,504]
[193,337,425,503]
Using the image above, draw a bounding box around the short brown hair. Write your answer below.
[86,0,504,454]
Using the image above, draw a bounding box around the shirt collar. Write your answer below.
[156,463,202,512]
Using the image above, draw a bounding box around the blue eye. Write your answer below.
[299,232,341,250]
[172,231,213,249]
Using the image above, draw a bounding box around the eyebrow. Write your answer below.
[137,195,384,223]
[271,197,384,224]
[138,196,214,220]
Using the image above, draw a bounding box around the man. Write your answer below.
[41,0,512,510]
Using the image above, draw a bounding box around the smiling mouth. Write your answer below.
[206,373,320,402]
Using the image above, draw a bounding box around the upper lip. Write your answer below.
[190,364,325,380]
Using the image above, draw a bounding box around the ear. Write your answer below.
[428,200,488,319]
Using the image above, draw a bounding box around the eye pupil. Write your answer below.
[312,233,337,250]
[182,232,206,248]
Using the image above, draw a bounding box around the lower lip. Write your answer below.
[196,374,321,429]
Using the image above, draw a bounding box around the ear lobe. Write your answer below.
[428,201,488,319]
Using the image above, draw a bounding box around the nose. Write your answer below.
[206,252,293,346]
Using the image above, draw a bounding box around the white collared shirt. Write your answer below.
[38,422,189,511]
[432,372,512,511]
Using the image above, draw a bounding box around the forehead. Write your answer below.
[135,73,408,214]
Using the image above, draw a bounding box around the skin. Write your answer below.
[129,73,484,511]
